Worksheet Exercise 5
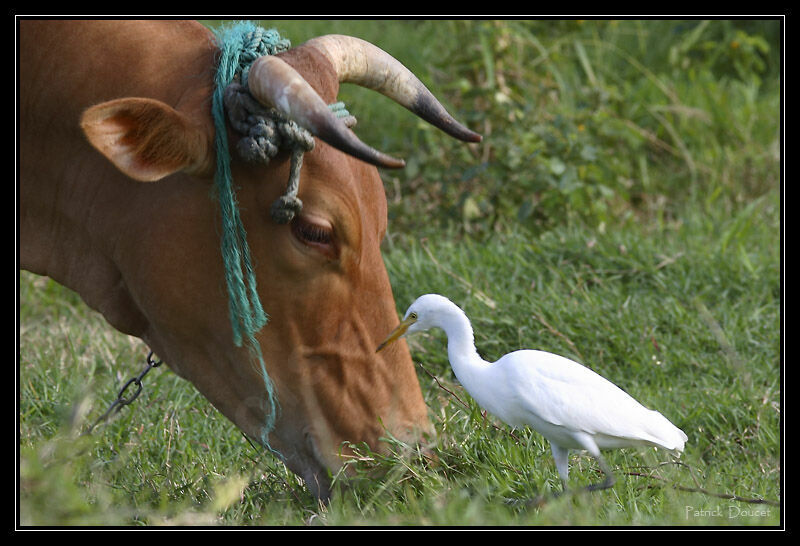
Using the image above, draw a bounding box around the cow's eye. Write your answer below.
[292,219,332,244]
[290,215,337,257]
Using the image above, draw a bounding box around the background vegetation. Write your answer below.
[18,19,782,527]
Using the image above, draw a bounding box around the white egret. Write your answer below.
[377,294,687,492]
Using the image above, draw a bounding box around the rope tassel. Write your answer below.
[211,22,292,447]
[270,147,306,224]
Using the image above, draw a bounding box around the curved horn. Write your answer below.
[247,55,406,168]
[303,34,482,144]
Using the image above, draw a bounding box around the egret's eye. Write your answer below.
[409,312,418,320]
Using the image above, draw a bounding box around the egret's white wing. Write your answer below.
[497,350,686,450]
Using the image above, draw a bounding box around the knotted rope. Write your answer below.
[223,82,313,224]
[223,83,356,224]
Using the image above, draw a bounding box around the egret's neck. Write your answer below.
[435,303,488,387]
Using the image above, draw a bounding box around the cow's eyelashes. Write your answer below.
[292,219,333,244]
[290,216,337,257]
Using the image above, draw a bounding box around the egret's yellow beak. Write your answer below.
[376,316,417,353]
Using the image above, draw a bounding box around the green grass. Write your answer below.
[18,18,781,527]
[18,194,780,526]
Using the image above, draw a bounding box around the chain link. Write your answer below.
[83,351,163,435]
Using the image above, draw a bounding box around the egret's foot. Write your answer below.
[580,455,616,493]
[582,475,616,492]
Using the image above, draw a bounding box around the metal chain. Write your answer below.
[83,351,163,435]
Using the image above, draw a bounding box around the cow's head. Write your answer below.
[78,30,479,499]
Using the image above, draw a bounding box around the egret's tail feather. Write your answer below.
[645,410,687,453]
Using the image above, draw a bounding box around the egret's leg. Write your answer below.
[550,443,570,491]
[574,434,616,492]
[517,443,569,506]
[584,453,616,492]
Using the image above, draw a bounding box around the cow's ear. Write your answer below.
[80,97,213,182]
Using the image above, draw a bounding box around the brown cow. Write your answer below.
[18,20,479,500]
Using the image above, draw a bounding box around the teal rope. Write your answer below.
[211,22,291,448]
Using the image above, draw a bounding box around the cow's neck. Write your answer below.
[19,20,217,337]
[20,151,148,336]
